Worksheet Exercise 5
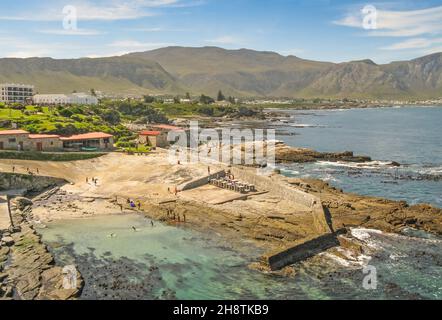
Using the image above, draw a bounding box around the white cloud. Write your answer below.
[205,36,242,45]
[335,5,442,37]
[0,0,191,22]
[38,29,104,36]
[382,38,442,50]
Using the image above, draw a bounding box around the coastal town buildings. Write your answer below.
[138,131,166,148]
[0,84,34,103]
[0,130,113,152]
[33,93,98,105]
[138,124,184,148]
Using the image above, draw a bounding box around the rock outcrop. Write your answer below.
[0,197,83,300]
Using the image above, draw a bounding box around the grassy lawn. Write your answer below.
[122,145,151,154]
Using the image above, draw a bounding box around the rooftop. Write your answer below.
[140,131,162,136]
[0,130,29,136]
[150,124,184,131]
[59,132,113,141]
[28,134,60,139]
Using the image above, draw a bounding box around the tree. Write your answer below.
[228,96,236,104]
[143,95,155,103]
[185,92,191,100]
[173,96,180,104]
[217,90,226,101]
[100,109,121,125]
[90,88,97,97]
[200,94,215,105]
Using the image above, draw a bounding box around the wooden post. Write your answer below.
[6,195,14,229]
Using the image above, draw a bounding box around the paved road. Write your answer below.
[0,196,11,230]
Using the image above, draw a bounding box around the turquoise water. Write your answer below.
[275,106,442,207]
[38,107,442,300]
[39,214,442,300]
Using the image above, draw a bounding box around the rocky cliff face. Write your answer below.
[0,173,66,194]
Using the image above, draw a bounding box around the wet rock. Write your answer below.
[13,197,34,211]
[1,236,14,247]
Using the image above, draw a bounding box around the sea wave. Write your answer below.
[317,160,394,170]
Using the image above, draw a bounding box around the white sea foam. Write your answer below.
[317,160,393,170]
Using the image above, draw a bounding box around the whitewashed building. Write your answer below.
[33,93,98,105]
[0,83,34,103]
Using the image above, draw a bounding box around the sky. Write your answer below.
[1,0,442,63]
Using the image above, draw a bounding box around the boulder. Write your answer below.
[1,236,14,247]
[13,197,33,211]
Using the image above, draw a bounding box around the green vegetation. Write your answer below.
[153,102,262,118]
[0,151,106,161]
[0,100,169,143]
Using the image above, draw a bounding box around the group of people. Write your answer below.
[12,166,39,176]
[167,186,179,196]
[166,208,186,223]
[86,177,99,186]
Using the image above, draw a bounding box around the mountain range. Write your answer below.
[1,46,441,100]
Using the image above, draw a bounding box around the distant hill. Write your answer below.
[0,56,184,96]
[1,47,442,99]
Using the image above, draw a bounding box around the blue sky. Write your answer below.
[1,0,442,63]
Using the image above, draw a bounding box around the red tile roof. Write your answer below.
[0,129,29,135]
[150,124,184,131]
[60,132,113,141]
[139,131,161,136]
[28,134,60,139]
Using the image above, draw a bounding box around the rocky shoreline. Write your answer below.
[1,150,441,299]
[0,197,83,300]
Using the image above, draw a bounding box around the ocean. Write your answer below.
[39,106,442,300]
[276,106,442,208]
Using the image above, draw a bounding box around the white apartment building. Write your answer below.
[0,83,34,103]
[33,93,99,105]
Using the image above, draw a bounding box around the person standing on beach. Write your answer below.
[12,166,15,173]
[137,201,141,210]
[183,213,186,223]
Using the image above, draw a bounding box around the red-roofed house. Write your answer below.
[60,132,114,151]
[0,130,29,151]
[0,130,114,152]
[26,134,63,152]
[138,130,166,148]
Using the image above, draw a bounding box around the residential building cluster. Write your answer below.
[0,130,114,152]
[0,83,98,105]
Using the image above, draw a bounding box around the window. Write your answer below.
[8,138,16,143]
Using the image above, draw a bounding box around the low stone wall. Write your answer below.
[230,167,332,234]
[267,229,347,271]
[0,173,66,194]
[230,167,316,207]
[179,170,226,191]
